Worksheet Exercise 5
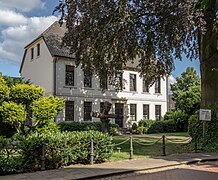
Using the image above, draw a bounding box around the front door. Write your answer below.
[115,103,124,128]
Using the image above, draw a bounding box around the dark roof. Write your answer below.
[42,22,74,59]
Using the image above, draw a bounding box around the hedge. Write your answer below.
[0,131,113,174]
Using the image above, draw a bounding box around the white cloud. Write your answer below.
[0,9,28,27]
[0,16,58,63]
[168,75,176,85]
[0,0,45,12]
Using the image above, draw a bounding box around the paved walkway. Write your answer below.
[1,153,218,180]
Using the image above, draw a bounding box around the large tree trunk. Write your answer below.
[200,0,217,108]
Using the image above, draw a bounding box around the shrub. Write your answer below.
[164,110,189,132]
[147,120,176,134]
[137,126,148,134]
[138,120,155,134]
[0,131,113,174]
[108,123,119,136]
[58,121,102,132]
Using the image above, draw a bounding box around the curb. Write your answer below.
[76,157,218,180]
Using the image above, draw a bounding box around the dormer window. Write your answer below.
[37,43,40,56]
[155,77,161,93]
[31,48,34,60]
[84,71,92,88]
[65,65,74,86]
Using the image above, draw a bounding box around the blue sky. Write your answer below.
[0,0,200,81]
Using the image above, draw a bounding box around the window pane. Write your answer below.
[37,43,40,56]
[115,72,122,90]
[65,101,74,121]
[143,78,149,92]
[130,74,136,91]
[155,77,161,93]
[84,102,92,121]
[155,105,161,120]
[130,104,137,121]
[84,72,92,88]
[31,48,34,60]
[65,65,74,86]
[143,104,149,120]
[100,76,107,89]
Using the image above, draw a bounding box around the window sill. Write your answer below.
[64,86,77,89]
[154,93,162,95]
[141,92,150,94]
[82,87,95,90]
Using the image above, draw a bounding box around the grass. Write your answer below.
[110,132,193,161]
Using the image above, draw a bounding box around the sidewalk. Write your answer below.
[2,153,218,180]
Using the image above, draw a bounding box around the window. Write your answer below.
[155,105,161,120]
[143,78,149,92]
[130,74,136,91]
[84,72,92,88]
[84,102,92,121]
[155,77,161,93]
[65,101,74,121]
[115,72,123,90]
[100,76,108,89]
[100,102,104,113]
[65,65,74,86]
[143,104,149,120]
[31,48,34,60]
[130,104,137,121]
[37,43,40,56]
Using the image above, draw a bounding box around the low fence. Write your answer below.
[1,135,192,171]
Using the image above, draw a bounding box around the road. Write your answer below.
[99,161,218,180]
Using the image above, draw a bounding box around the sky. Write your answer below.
[0,0,200,84]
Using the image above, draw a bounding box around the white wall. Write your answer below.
[20,38,54,95]
[55,59,168,125]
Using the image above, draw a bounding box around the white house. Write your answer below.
[20,22,168,127]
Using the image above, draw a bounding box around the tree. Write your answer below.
[0,74,64,136]
[55,0,217,107]
[171,67,201,115]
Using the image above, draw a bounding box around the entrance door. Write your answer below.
[115,103,124,128]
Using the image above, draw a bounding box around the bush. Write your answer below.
[0,131,113,174]
[137,120,155,134]
[164,110,189,132]
[147,120,177,134]
[108,123,119,136]
[58,121,102,132]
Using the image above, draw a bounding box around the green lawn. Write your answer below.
[110,132,193,161]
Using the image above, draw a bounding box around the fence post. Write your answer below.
[90,139,94,165]
[41,143,45,171]
[162,135,166,156]
[129,135,133,160]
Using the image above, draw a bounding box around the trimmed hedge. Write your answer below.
[147,120,177,134]
[0,131,113,174]
[58,121,102,132]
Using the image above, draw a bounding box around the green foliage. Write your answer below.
[164,110,189,131]
[0,74,10,104]
[137,120,155,134]
[171,67,201,115]
[3,76,31,88]
[108,123,119,136]
[0,131,113,173]
[188,110,202,142]
[10,84,44,105]
[59,121,102,132]
[31,96,64,132]
[147,120,176,134]
[188,105,218,152]
[0,102,26,132]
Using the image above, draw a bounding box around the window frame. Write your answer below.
[155,77,161,93]
[65,101,74,121]
[143,77,149,93]
[129,74,137,91]
[155,105,161,120]
[84,71,92,88]
[37,43,40,56]
[84,101,92,121]
[65,65,75,86]
[31,47,34,60]
[130,104,137,121]
[143,104,149,120]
